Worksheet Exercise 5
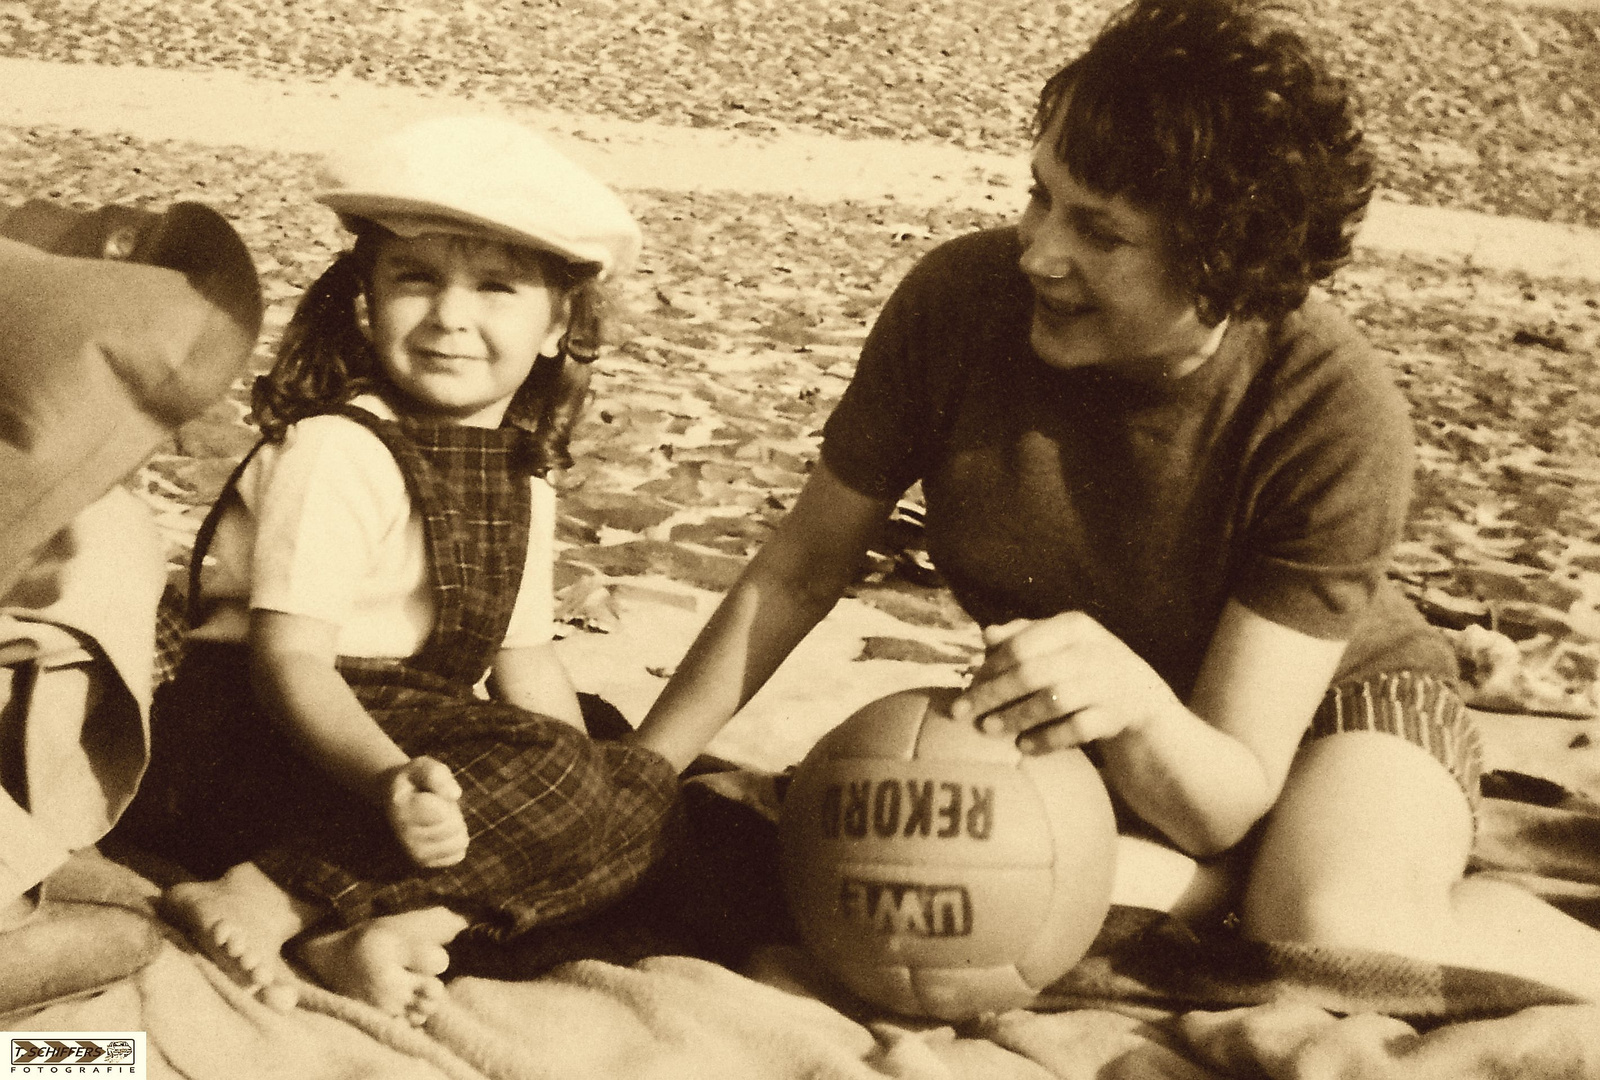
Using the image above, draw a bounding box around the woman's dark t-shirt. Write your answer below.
[822,227,1453,700]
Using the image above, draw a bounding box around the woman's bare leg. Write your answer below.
[1241,730,1600,1001]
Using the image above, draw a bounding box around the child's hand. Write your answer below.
[385,757,469,868]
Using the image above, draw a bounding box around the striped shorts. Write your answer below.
[1305,671,1483,826]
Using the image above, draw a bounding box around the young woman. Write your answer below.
[635,0,1600,1001]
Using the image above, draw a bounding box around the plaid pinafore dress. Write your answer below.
[132,406,679,940]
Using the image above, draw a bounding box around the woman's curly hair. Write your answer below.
[1035,0,1374,324]
[252,224,608,474]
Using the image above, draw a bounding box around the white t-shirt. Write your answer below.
[190,395,556,658]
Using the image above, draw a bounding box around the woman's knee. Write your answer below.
[1237,731,1472,945]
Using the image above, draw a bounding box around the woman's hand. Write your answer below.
[384,756,469,868]
[949,611,1185,753]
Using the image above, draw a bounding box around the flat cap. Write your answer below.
[316,114,641,278]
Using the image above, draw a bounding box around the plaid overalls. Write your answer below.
[130,406,679,940]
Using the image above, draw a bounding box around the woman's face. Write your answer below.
[365,232,568,427]
[1017,112,1216,379]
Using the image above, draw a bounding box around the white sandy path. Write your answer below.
[3,57,1600,282]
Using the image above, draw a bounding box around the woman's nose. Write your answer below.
[1018,218,1076,282]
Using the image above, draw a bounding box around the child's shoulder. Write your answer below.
[272,395,396,452]
[244,403,404,503]
[278,410,391,462]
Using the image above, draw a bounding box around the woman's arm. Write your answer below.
[1102,601,1346,854]
[633,462,897,773]
[489,643,583,728]
[954,600,1346,856]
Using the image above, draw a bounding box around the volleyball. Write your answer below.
[779,685,1118,1020]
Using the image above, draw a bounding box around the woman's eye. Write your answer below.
[1077,221,1127,252]
[1027,184,1051,208]
[478,280,517,294]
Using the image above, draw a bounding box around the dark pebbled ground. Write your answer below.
[1,0,1598,227]
[3,5,1597,705]
[3,125,1594,655]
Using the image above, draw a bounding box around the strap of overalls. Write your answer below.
[186,442,263,628]
[185,406,529,691]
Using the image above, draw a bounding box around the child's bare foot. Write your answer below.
[2,889,37,931]
[295,906,467,1026]
[161,862,315,1011]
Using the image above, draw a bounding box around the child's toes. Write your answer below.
[409,940,452,979]
[404,977,447,1027]
[210,923,256,971]
[258,981,300,1013]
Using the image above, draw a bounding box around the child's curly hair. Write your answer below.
[1035,0,1374,325]
[252,224,608,475]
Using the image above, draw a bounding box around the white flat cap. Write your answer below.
[316,114,641,278]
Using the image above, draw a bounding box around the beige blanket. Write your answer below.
[13,911,1600,1080]
[7,787,1600,1080]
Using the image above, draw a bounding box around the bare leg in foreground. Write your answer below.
[1242,731,1600,1002]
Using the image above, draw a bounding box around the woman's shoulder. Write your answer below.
[879,226,1030,344]
[1267,296,1380,371]
[1256,296,1408,423]
[905,227,1023,291]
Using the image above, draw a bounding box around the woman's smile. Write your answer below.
[1016,108,1218,379]
[1032,292,1097,324]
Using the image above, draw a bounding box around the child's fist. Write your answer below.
[385,756,469,868]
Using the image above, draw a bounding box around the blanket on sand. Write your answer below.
[6,772,1600,1080]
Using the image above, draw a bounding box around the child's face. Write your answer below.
[365,233,569,426]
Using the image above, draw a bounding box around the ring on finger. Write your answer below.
[1037,687,1063,717]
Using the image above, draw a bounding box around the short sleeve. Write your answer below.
[245,416,410,629]
[1232,319,1415,641]
[499,475,557,649]
[823,229,1024,501]
[819,277,931,501]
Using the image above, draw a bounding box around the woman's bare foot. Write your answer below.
[295,906,468,1026]
[161,862,316,1011]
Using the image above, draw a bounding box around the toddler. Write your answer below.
[138,116,678,1024]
